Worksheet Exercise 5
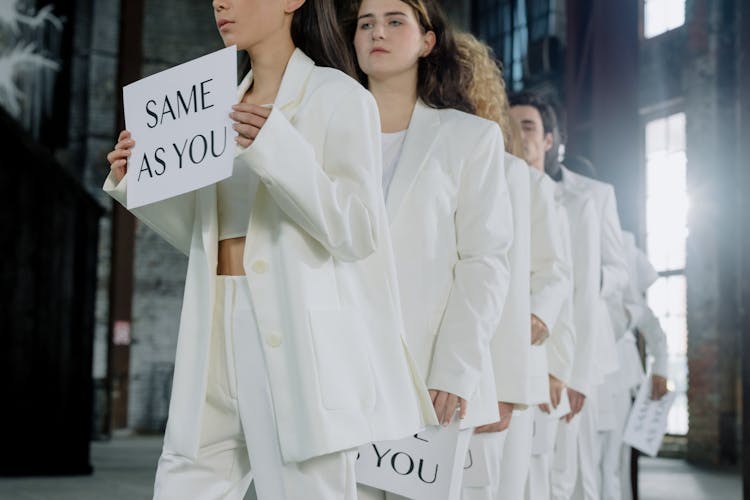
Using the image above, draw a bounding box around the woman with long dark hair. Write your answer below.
[105,1,434,498]
[343,1,514,498]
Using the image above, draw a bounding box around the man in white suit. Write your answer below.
[492,158,571,500]
[505,94,584,500]
[511,91,627,500]
[524,173,577,500]
[598,231,669,500]
[462,152,533,500]
[555,155,628,500]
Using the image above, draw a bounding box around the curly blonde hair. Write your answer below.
[454,32,524,157]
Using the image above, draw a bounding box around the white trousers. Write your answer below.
[153,276,357,500]
[598,386,633,500]
[496,409,534,499]
[550,391,599,500]
[526,408,561,500]
[461,431,508,500]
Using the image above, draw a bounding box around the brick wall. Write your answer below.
[682,0,741,466]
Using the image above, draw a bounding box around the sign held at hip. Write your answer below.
[123,45,237,209]
[356,416,471,500]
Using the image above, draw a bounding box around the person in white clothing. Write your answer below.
[598,231,669,500]
[453,33,572,500]
[345,2,514,499]
[104,1,436,498]
[510,92,607,500]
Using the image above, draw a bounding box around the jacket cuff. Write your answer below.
[530,301,558,334]
[650,355,669,378]
[103,171,128,207]
[426,369,478,403]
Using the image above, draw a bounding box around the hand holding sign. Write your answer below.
[115,45,237,209]
[231,103,271,148]
[429,390,467,427]
[357,416,472,500]
[623,376,676,457]
[106,130,134,183]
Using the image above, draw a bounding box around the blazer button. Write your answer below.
[266,333,282,348]
[251,260,269,274]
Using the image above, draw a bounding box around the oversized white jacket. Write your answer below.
[387,101,513,428]
[548,205,576,385]
[557,183,601,396]
[104,49,435,463]
[491,153,532,405]
[621,231,669,379]
[560,166,622,381]
[527,168,572,403]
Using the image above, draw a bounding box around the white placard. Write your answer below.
[623,380,676,457]
[123,45,237,208]
[356,419,470,500]
[531,389,572,455]
[548,388,572,420]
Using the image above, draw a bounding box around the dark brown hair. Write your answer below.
[239,0,357,81]
[341,0,475,114]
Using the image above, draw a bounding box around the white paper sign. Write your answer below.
[531,389,572,455]
[623,381,676,457]
[123,45,237,208]
[356,419,471,500]
[548,388,572,420]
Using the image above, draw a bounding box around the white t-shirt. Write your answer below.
[381,130,407,199]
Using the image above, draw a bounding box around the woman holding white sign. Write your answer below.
[343,1,514,497]
[105,0,436,499]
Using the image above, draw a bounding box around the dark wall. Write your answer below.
[0,107,101,475]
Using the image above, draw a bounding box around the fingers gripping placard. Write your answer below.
[122,46,238,208]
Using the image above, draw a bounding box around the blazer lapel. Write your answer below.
[232,49,314,247]
[386,101,441,223]
[272,48,315,123]
[234,48,313,129]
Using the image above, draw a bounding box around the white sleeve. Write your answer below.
[635,306,669,377]
[545,210,576,384]
[529,174,570,330]
[566,196,601,396]
[599,186,629,300]
[103,173,196,256]
[427,124,513,401]
[236,87,382,262]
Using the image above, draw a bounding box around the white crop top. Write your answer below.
[217,160,259,240]
[381,130,407,199]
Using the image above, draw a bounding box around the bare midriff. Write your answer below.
[217,237,246,276]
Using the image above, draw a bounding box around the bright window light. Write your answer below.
[645,112,688,435]
[644,0,686,39]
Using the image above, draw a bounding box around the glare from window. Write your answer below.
[644,0,686,39]
[645,112,688,435]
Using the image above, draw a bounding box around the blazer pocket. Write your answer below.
[308,308,376,411]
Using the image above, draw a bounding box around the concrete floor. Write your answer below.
[0,437,742,499]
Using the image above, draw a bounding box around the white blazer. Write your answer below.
[560,166,622,380]
[386,101,513,428]
[547,202,576,385]
[622,231,668,377]
[526,168,571,403]
[491,153,532,405]
[104,49,435,463]
[557,183,601,396]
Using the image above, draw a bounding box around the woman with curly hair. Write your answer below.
[456,33,573,500]
[343,1,515,498]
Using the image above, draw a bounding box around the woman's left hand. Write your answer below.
[230,103,272,148]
